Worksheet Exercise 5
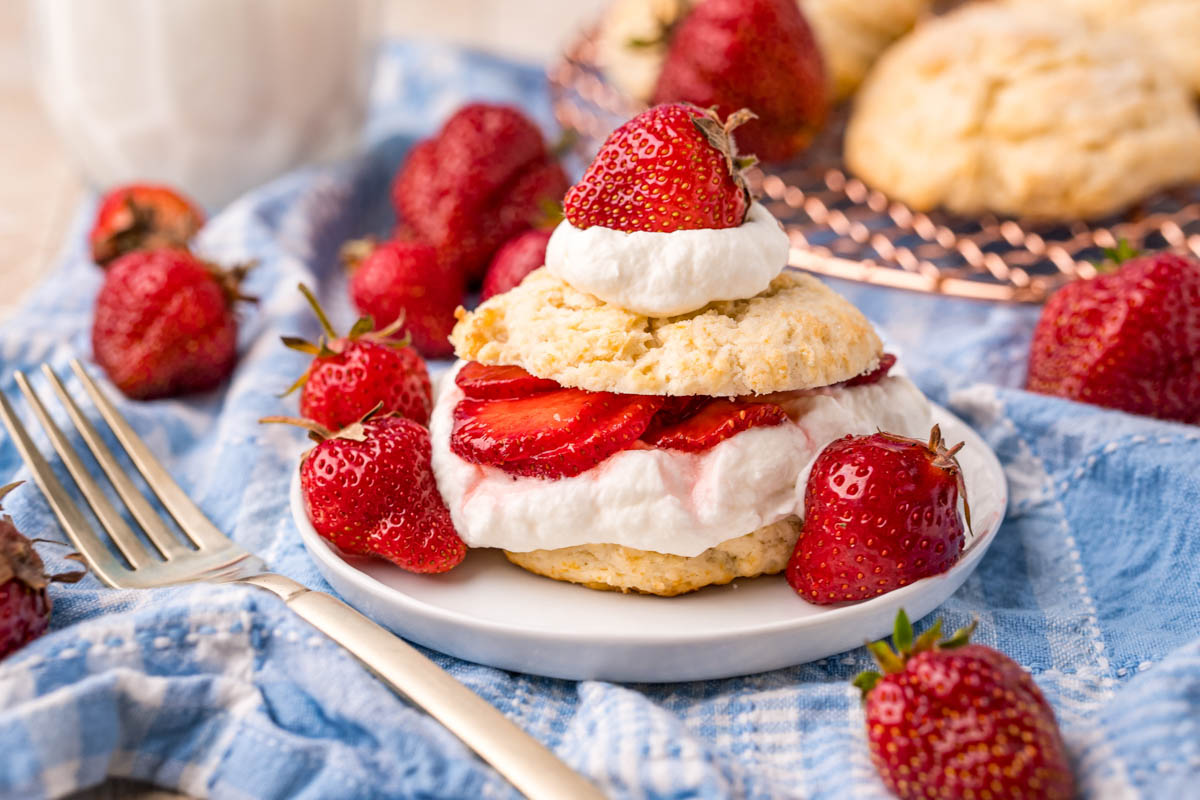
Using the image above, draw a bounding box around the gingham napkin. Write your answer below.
[1,41,1198,800]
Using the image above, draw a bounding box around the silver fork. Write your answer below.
[0,359,604,800]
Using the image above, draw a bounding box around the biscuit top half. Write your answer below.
[450,268,883,397]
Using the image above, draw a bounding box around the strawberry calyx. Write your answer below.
[875,425,972,534]
[690,105,758,203]
[210,260,259,307]
[1094,239,1141,274]
[92,189,205,265]
[853,609,979,697]
[260,401,386,445]
[0,482,86,590]
[280,283,411,397]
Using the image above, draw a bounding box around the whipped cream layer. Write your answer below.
[545,202,790,317]
[430,363,933,557]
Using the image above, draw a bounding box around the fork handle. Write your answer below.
[242,574,606,800]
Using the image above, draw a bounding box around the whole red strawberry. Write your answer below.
[0,483,83,660]
[856,610,1074,800]
[290,416,466,573]
[93,249,253,399]
[481,228,553,300]
[282,284,431,430]
[787,426,968,604]
[1026,250,1200,424]
[89,183,205,266]
[652,0,829,163]
[346,239,462,359]
[392,104,569,283]
[564,103,753,232]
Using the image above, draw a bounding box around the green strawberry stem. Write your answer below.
[1097,239,1141,273]
[298,283,338,341]
[854,609,980,698]
[279,284,409,397]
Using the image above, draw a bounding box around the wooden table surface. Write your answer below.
[1,1,605,797]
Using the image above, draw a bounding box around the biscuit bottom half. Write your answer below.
[502,517,801,597]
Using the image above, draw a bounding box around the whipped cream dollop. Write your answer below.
[544,201,790,317]
[429,363,933,558]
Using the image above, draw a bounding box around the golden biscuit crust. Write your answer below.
[845,3,1200,220]
[503,517,801,596]
[451,269,882,397]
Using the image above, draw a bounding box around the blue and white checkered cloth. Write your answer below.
[1,41,1198,800]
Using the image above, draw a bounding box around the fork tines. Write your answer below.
[0,360,256,589]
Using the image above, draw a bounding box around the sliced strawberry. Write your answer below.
[644,398,788,452]
[455,361,559,399]
[500,396,663,478]
[649,395,710,428]
[842,353,897,387]
[451,389,662,478]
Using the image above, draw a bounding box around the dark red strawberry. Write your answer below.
[346,239,463,359]
[856,610,1074,800]
[481,228,553,300]
[454,361,558,400]
[89,183,205,266]
[652,0,829,163]
[282,284,431,430]
[287,416,466,574]
[0,483,84,660]
[92,248,253,399]
[451,389,662,478]
[842,353,897,387]
[564,103,753,233]
[787,426,968,604]
[643,398,787,451]
[392,104,569,283]
[1026,250,1200,424]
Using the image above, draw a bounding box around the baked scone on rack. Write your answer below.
[429,103,934,596]
[845,2,1200,220]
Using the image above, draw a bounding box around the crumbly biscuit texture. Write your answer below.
[451,268,883,396]
[504,517,800,596]
[845,3,1200,220]
[801,0,932,100]
[1007,0,1200,96]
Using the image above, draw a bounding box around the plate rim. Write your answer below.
[290,403,1006,647]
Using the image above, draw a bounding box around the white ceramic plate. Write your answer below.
[290,404,1006,682]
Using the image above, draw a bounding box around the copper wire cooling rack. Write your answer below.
[547,30,1200,303]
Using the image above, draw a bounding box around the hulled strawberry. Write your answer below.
[345,239,463,359]
[0,483,83,660]
[288,416,466,574]
[786,426,968,604]
[89,183,205,266]
[642,398,787,451]
[282,284,431,430]
[92,248,253,399]
[391,104,569,283]
[451,386,663,479]
[1026,250,1200,424]
[563,103,754,232]
[856,610,1074,800]
[481,228,554,300]
[652,0,829,163]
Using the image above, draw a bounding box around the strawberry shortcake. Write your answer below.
[429,103,932,595]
